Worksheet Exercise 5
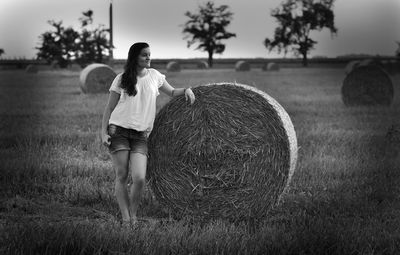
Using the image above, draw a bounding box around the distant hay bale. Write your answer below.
[25,65,38,73]
[341,65,393,106]
[262,62,280,71]
[68,63,81,71]
[148,82,298,220]
[50,60,59,69]
[359,58,383,68]
[166,61,181,72]
[344,60,360,74]
[79,63,116,94]
[197,61,209,69]
[235,61,251,71]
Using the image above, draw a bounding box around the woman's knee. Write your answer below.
[129,152,147,180]
[111,151,130,183]
[115,167,129,183]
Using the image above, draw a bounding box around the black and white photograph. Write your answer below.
[0,0,399,254]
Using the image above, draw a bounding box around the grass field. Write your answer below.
[1,67,400,254]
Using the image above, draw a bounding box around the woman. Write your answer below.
[101,42,195,223]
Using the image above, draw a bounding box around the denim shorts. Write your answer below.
[107,124,148,156]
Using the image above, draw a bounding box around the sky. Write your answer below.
[1,0,399,59]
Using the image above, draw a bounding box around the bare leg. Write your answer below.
[128,152,147,221]
[111,150,130,222]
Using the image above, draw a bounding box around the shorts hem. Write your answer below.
[130,150,149,157]
[109,147,130,154]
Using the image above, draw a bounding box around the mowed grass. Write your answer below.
[1,67,400,254]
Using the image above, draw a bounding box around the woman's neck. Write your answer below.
[136,67,147,77]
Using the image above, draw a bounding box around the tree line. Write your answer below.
[35,10,109,68]
[33,0,338,68]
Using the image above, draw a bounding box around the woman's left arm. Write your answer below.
[159,80,195,104]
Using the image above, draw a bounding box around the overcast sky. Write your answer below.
[1,0,399,59]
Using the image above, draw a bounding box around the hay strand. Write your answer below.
[341,65,394,106]
[148,82,297,220]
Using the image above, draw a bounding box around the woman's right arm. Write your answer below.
[101,91,120,146]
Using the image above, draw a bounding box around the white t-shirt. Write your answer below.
[108,68,165,133]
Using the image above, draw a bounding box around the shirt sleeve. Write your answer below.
[109,73,123,94]
[153,69,166,88]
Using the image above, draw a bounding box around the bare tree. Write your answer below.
[264,0,337,66]
[182,1,236,67]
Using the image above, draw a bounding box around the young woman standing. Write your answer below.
[101,42,195,223]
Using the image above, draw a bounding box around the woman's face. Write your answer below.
[137,47,151,68]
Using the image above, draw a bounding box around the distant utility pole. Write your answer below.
[109,0,114,66]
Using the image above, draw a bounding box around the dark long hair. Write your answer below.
[121,42,149,96]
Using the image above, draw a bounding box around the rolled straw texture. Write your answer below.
[342,65,394,106]
[79,63,116,94]
[235,61,250,71]
[166,61,181,72]
[148,82,298,220]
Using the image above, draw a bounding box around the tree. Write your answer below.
[36,10,110,68]
[75,10,110,67]
[36,21,79,68]
[0,48,4,58]
[182,1,236,67]
[264,0,337,66]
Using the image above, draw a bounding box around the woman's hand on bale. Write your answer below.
[102,133,111,147]
[185,88,195,105]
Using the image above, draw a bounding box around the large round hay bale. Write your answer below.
[385,60,399,75]
[262,62,280,71]
[344,60,360,75]
[197,61,209,69]
[341,65,394,106]
[148,82,298,220]
[79,63,116,94]
[235,61,251,71]
[25,64,38,73]
[381,60,399,75]
[166,61,181,72]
